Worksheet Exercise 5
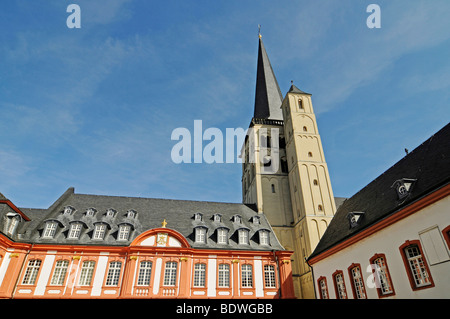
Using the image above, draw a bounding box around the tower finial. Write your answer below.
[258,24,262,38]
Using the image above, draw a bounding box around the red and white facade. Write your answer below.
[0,225,294,299]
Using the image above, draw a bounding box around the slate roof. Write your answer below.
[0,188,284,251]
[309,122,450,260]
[253,37,283,121]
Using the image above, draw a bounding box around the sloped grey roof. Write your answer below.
[3,189,284,251]
[309,122,450,260]
[253,37,283,121]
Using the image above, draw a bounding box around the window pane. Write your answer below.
[218,264,229,287]
[405,245,431,287]
[22,260,41,285]
[105,261,122,286]
[163,262,177,286]
[264,265,276,288]
[137,261,153,286]
[79,261,95,286]
[50,260,69,285]
[241,264,253,287]
[193,263,206,287]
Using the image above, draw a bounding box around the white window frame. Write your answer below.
[241,264,253,288]
[238,229,249,245]
[6,215,19,236]
[373,257,393,295]
[106,209,115,217]
[105,261,122,286]
[43,221,58,238]
[405,245,432,288]
[68,223,82,239]
[118,224,131,241]
[194,213,202,221]
[50,260,69,285]
[214,214,221,222]
[22,259,41,285]
[193,263,206,287]
[137,261,153,286]
[259,230,269,245]
[264,265,276,288]
[78,260,95,286]
[93,224,107,240]
[218,264,230,288]
[163,261,178,286]
[195,227,206,243]
[217,228,228,244]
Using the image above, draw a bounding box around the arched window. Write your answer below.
[308,152,313,157]
[298,99,303,109]
[264,265,276,288]
[105,261,122,286]
[318,205,323,212]
[163,261,178,286]
[303,126,308,132]
[271,184,276,193]
[400,241,434,290]
[241,264,253,287]
[22,259,42,285]
[43,221,58,238]
[50,260,69,286]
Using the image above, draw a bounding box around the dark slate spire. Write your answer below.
[288,83,311,95]
[253,35,283,120]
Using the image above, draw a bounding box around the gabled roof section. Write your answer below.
[309,122,450,260]
[253,37,283,121]
[287,83,311,95]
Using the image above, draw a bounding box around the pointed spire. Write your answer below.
[253,33,283,120]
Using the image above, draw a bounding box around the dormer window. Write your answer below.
[259,230,270,245]
[43,221,58,238]
[392,178,416,200]
[63,206,75,215]
[5,212,20,236]
[68,222,83,239]
[238,229,249,245]
[347,212,365,229]
[214,214,222,223]
[217,228,228,244]
[195,227,207,243]
[194,213,203,222]
[106,209,116,218]
[118,224,131,241]
[85,208,96,216]
[126,210,136,219]
[252,216,260,225]
[233,215,241,224]
[93,223,108,240]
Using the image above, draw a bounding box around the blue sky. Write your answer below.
[1,0,449,209]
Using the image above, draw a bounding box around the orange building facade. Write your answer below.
[0,193,295,299]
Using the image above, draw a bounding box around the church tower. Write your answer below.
[242,34,337,299]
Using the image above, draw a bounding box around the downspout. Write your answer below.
[272,250,282,299]
[12,243,34,299]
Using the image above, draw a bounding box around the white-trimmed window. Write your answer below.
[194,213,202,221]
[78,261,95,286]
[217,228,228,244]
[63,206,74,215]
[126,210,136,218]
[214,214,221,222]
[234,215,241,223]
[105,261,122,286]
[22,259,41,285]
[318,277,329,299]
[106,209,116,217]
[137,261,152,286]
[68,223,82,239]
[118,224,131,241]
[238,229,249,245]
[259,230,269,245]
[93,223,107,240]
[372,256,394,296]
[86,208,96,216]
[252,216,260,225]
[218,264,230,288]
[6,214,20,236]
[50,260,69,285]
[404,244,432,288]
[264,265,276,288]
[241,264,253,287]
[163,261,178,286]
[349,265,366,299]
[43,221,58,238]
[193,263,206,287]
[195,227,206,243]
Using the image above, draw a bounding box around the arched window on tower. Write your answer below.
[298,99,303,109]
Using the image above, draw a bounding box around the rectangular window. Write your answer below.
[137,261,153,286]
[105,261,122,286]
[195,228,206,243]
[68,223,82,239]
[218,264,230,288]
[405,245,432,288]
[238,229,249,245]
[50,260,69,285]
[217,229,227,244]
[349,265,366,299]
[118,225,131,241]
[78,261,95,286]
[373,257,393,295]
[163,261,177,286]
[318,277,328,299]
[43,222,57,238]
[193,263,206,287]
[260,231,269,245]
[93,224,106,240]
[333,272,347,299]
[241,264,253,288]
[264,265,276,288]
[22,259,41,285]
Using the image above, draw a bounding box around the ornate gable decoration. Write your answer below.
[347,211,365,229]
